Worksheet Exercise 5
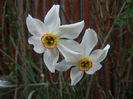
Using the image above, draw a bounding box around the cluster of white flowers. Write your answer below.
[26,5,110,86]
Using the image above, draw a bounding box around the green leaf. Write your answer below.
[25,56,42,73]
[115,18,126,27]
[126,0,133,3]
[0,83,48,89]
[0,49,24,75]
[28,90,36,99]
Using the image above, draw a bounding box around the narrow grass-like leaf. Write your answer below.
[9,35,18,50]
[0,49,23,75]
[0,83,48,89]
[28,90,36,99]
[25,56,42,73]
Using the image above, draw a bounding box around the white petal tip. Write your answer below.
[104,44,110,50]
[45,65,56,73]
[87,28,91,31]
[81,20,84,23]
[75,20,84,26]
[28,14,31,17]
[55,4,60,7]
[26,14,32,23]
[48,68,55,73]
[52,4,60,9]
[80,20,85,25]
[87,28,95,32]
[27,14,32,19]
[51,70,55,73]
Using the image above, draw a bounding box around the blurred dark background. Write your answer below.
[0,0,133,99]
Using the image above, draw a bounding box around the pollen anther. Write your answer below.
[41,33,58,49]
[78,57,93,71]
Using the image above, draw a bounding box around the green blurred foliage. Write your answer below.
[115,0,133,30]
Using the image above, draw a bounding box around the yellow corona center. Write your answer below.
[78,57,93,71]
[41,33,58,49]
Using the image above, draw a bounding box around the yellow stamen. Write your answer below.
[41,33,58,49]
[78,57,93,71]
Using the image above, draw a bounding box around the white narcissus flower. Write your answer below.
[26,5,84,73]
[55,28,110,86]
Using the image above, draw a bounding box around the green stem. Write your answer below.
[0,83,48,89]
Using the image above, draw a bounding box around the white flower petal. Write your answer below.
[90,44,110,63]
[28,36,45,54]
[44,5,60,32]
[85,63,102,74]
[43,48,59,73]
[55,21,84,39]
[28,36,41,45]
[26,14,47,36]
[55,60,75,71]
[79,28,98,57]
[70,67,84,86]
[57,39,81,63]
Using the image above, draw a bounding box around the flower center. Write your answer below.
[41,33,58,49]
[78,57,93,71]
